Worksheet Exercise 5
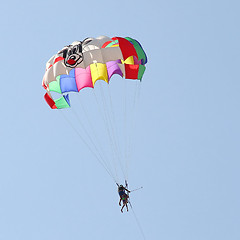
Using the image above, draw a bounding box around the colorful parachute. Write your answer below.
[42,36,147,185]
[42,36,147,109]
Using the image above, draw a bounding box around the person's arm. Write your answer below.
[123,187,130,193]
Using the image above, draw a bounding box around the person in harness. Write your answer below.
[118,184,131,213]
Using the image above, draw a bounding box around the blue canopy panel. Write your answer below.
[60,69,78,93]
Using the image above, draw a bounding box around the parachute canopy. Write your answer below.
[42,36,147,109]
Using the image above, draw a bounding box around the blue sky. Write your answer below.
[0,0,240,239]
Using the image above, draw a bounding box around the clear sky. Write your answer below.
[0,0,239,239]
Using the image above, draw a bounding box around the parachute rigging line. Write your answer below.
[125,180,146,239]
[59,110,118,184]
[106,83,128,180]
[75,94,118,182]
[93,88,120,181]
[71,107,115,176]
[129,202,146,240]
[98,82,126,179]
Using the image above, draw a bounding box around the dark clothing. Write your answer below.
[118,186,125,197]
[118,186,129,201]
